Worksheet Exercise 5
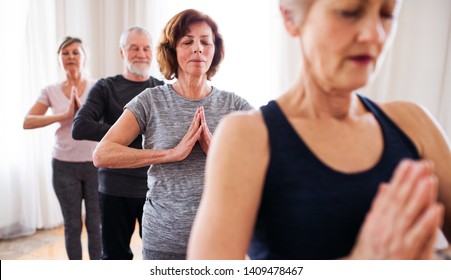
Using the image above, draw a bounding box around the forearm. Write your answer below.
[23,113,67,129]
[72,87,110,141]
[93,141,175,169]
[72,115,111,141]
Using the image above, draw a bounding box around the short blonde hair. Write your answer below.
[157,9,224,81]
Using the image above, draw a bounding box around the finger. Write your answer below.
[69,89,75,101]
[380,160,412,210]
[199,108,212,137]
[387,159,433,199]
[367,183,389,218]
[371,161,426,252]
[188,108,201,131]
[199,106,205,123]
[186,121,204,144]
[419,228,440,260]
[374,161,413,229]
[417,205,443,260]
[71,86,77,96]
[395,175,437,237]
[201,114,210,133]
[405,204,442,259]
[194,124,203,141]
[388,159,413,188]
[384,161,433,220]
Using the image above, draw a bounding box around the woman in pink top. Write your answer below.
[23,37,101,260]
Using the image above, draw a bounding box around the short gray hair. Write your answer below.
[279,0,312,25]
[119,26,153,49]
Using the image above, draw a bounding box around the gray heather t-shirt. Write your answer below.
[125,84,253,254]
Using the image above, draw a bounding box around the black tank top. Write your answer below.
[249,95,419,259]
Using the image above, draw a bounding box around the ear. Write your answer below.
[280,6,301,36]
[119,46,125,60]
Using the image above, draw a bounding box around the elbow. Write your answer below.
[93,143,113,168]
[71,121,82,140]
[72,130,82,140]
[23,118,32,130]
[92,147,105,168]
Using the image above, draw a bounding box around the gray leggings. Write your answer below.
[52,158,101,260]
[142,248,186,260]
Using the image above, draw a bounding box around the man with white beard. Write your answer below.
[72,26,164,260]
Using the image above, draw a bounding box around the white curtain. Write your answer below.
[361,0,451,141]
[0,0,62,239]
[1,0,450,239]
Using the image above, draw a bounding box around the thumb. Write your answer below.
[71,85,78,96]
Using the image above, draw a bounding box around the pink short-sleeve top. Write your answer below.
[37,80,97,162]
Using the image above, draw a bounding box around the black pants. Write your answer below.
[99,193,145,260]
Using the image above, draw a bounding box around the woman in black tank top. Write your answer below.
[188,0,451,260]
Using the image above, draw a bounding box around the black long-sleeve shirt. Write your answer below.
[72,74,164,197]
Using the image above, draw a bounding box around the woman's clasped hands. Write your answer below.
[350,159,444,259]
[64,85,82,119]
[172,106,212,160]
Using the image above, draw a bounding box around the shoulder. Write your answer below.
[209,109,270,193]
[42,82,61,91]
[149,76,165,86]
[212,88,242,100]
[130,86,168,105]
[91,76,116,89]
[211,87,253,109]
[144,84,171,100]
[215,109,267,147]
[86,79,97,88]
[149,84,169,93]
[220,109,264,126]
[40,83,61,95]
[83,79,97,93]
[380,100,435,134]
[380,100,449,157]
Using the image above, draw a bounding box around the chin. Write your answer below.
[341,74,371,91]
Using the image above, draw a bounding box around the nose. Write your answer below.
[137,48,146,57]
[359,16,388,44]
[193,41,203,54]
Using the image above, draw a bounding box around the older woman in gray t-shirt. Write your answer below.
[93,9,252,260]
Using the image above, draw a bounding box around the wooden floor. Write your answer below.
[2,224,450,260]
[0,222,142,260]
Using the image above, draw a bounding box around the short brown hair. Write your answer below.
[157,9,224,80]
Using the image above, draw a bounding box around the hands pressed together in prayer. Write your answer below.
[350,159,443,259]
[64,86,82,119]
[171,106,212,160]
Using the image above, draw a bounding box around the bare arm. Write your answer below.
[188,110,268,259]
[23,96,76,129]
[93,108,203,169]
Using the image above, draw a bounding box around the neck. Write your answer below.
[66,71,84,85]
[283,69,358,120]
[173,75,211,100]
[122,71,149,82]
